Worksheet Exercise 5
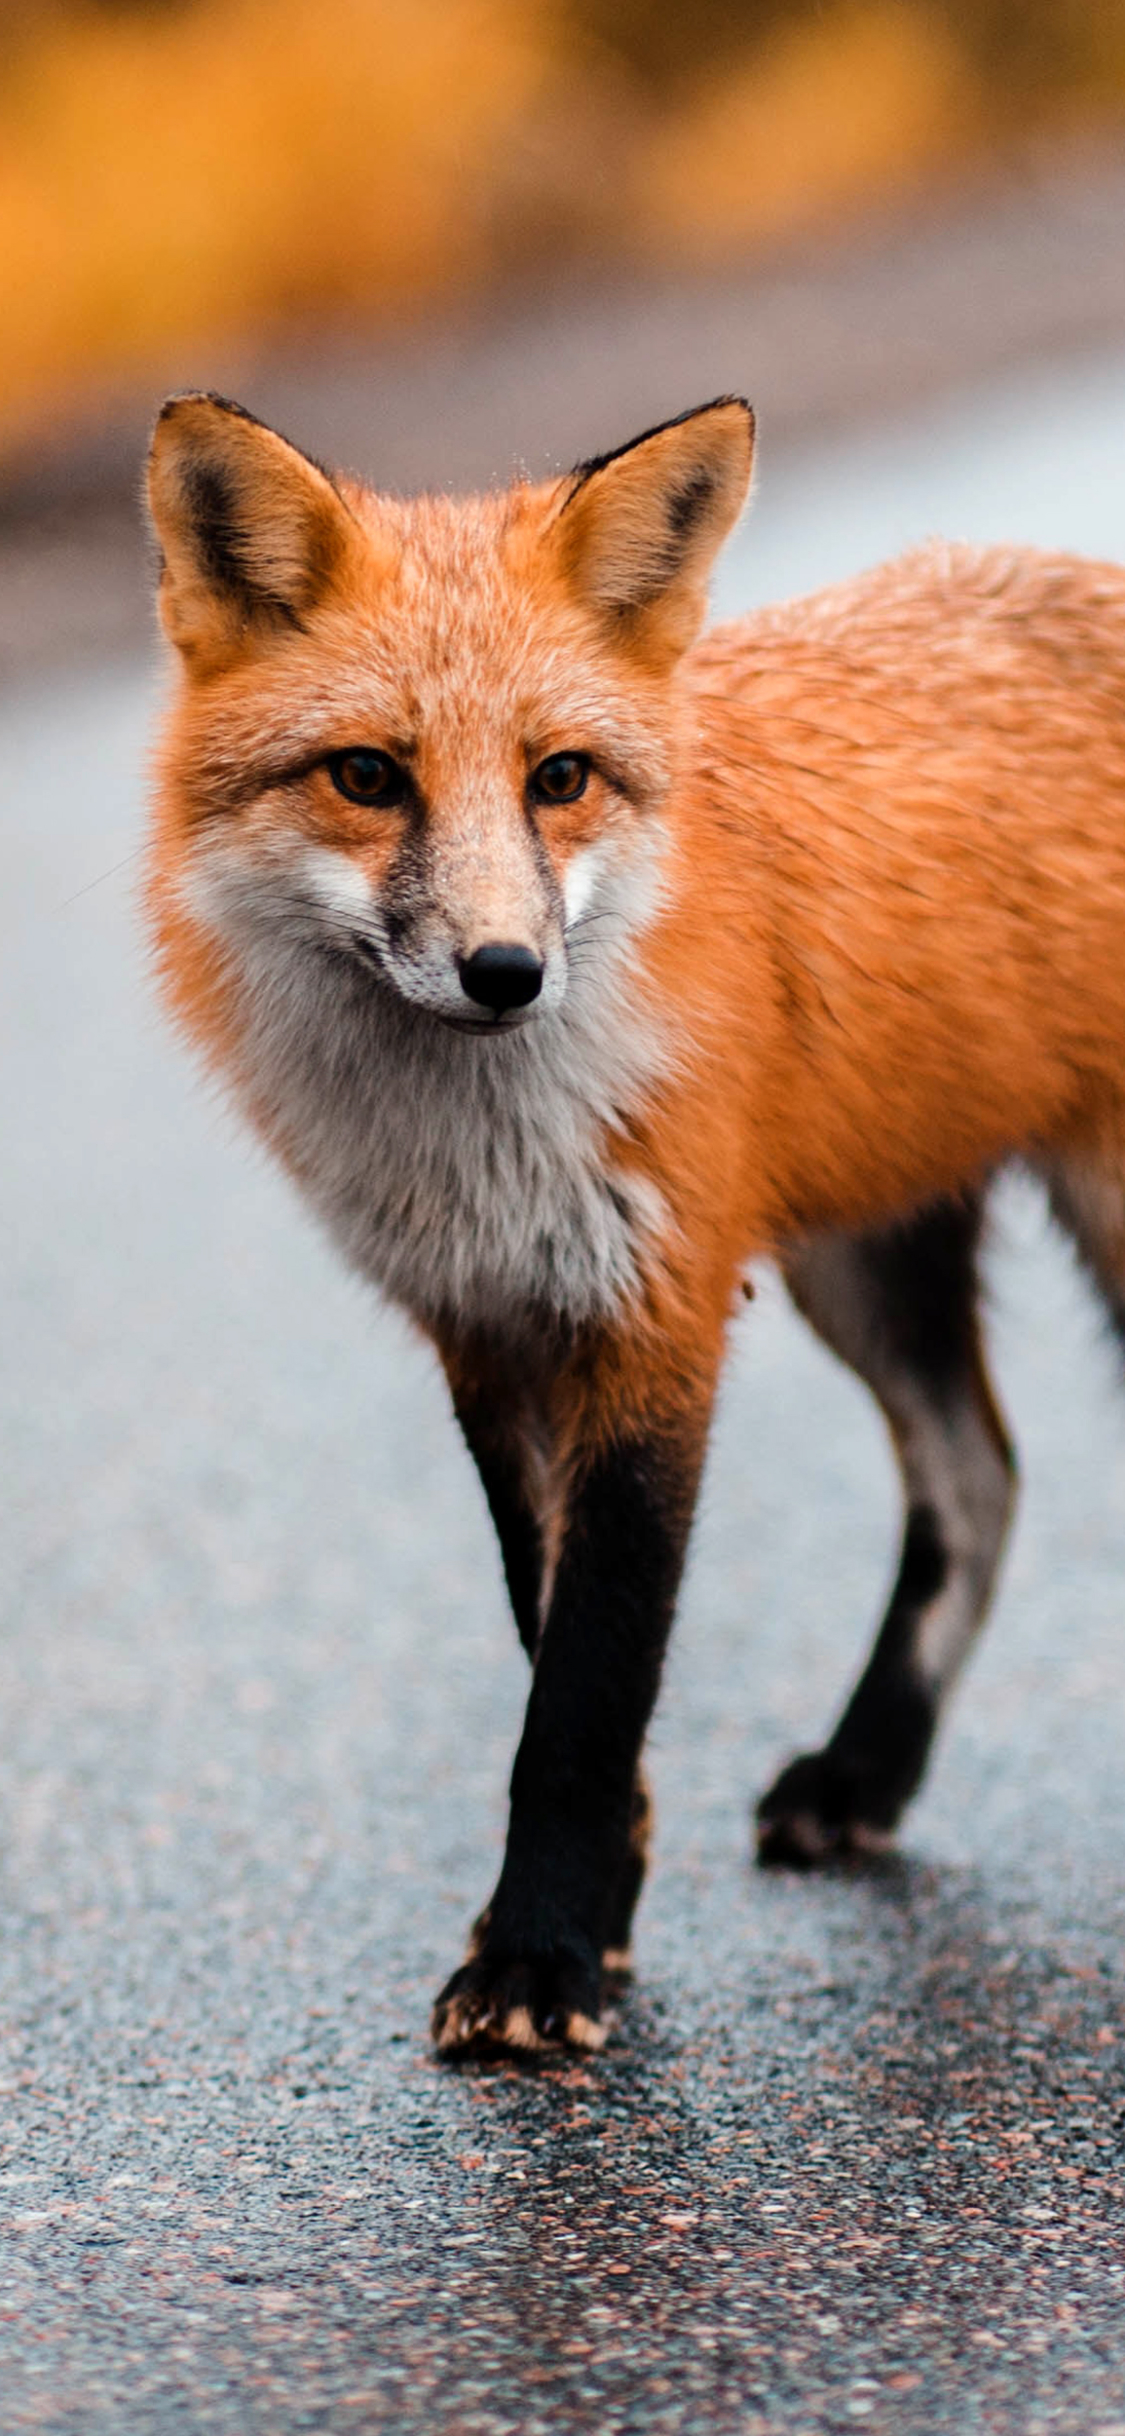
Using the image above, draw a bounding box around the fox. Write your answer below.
[145,386,1125,2058]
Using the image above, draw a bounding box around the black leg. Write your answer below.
[601,1765,653,1969]
[452,1374,655,1972]
[452,1388,546,1661]
[758,1195,1016,1864]
[433,1410,705,2055]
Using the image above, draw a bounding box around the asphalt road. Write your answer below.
[4,359,1125,2434]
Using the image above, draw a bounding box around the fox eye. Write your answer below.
[327,749,407,808]
[531,752,589,805]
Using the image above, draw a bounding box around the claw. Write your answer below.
[432,1952,605,2059]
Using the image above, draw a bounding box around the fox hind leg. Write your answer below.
[1042,1143,1125,1342]
[757,1194,1016,1865]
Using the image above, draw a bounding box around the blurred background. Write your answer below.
[4,0,1125,672]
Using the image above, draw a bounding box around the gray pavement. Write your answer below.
[4,364,1125,2432]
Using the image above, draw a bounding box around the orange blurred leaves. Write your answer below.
[0,0,549,444]
[1,0,1125,454]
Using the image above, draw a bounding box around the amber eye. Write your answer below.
[530,752,589,805]
[327,749,408,808]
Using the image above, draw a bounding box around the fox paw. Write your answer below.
[432,1952,606,2058]
[464,1907,632,1979]
[755,1750,896,1868]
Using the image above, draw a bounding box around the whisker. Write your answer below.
[56,849,144,912]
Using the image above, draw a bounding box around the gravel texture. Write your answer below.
[3,367,1125,2432]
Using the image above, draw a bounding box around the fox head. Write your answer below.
[148,393,753,1036]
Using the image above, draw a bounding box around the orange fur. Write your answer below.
[606,544,1125,1407]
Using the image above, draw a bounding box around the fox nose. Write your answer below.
[457,942,544,1014]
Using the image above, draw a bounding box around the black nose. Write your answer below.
[457,943,544,1014]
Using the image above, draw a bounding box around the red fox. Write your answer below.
[146,389,1125,2057]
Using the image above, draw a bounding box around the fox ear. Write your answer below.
[553,397,753,661]
[147,392,352,670]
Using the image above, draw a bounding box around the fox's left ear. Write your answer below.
[147,392,353,672]
[552,397,753,662]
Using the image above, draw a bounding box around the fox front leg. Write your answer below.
[449,1372,549,1664]
[432,1380,709,2058]
[449,1360,656,1979]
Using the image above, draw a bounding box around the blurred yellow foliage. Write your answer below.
[0,0,1123,455]
[0,0,547,448]
[637,4,980,251]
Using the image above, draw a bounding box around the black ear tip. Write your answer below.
[152,389,261,435]
[700,394,754,438]
[155,389,210,424]
[567,393,756,497]
[717,396,755,472]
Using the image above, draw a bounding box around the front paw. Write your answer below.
[432,1948,606,2058]
[755,1748,896,1867]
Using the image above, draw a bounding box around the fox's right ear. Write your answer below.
[147,393,352,671]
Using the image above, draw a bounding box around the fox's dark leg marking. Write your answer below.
[758,1195,1016,1865]
[464,1766,653,1979]
[452,1388,546,1661]
[452,1379,655,1974]
[1042,1149,1125,1341]
[434,1405,706,2056]
[601,1764,653,1971]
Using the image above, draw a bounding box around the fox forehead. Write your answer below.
[342,480,556,680]
[174,491,670,803]
[151,392,756,813]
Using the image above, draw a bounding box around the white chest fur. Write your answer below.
[187,850,670,1332]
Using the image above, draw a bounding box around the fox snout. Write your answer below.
[457,943,544,1015]
[359,829,562,1030]
[390,908,557,1031]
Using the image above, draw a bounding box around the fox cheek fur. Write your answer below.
[147,385,1125,2061]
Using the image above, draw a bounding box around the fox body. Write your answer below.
[147,391,1125,2055]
